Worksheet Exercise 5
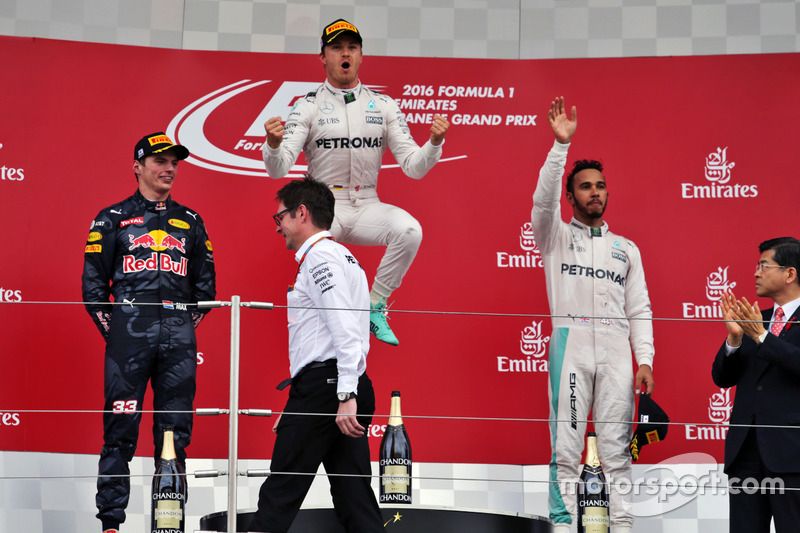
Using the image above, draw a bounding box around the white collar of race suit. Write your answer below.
[324,79,362,99]
[569,217,608,237]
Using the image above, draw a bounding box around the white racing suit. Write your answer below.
[531,141,654,528]
[263,80,442,294]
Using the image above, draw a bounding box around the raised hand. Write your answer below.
[548,96,577,144]
[429,115,450,146]
[720,290,744,346]
[733,296,765,342]
[264,116,285,149]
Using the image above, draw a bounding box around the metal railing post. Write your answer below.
[228,295,241,533]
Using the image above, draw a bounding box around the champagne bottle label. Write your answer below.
[581,507,609,532]
[154,499,183,528]
[382,465,410,493]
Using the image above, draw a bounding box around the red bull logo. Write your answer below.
[161,234,187,253]
[128,233,157,250]
[128,230,186,253]
[123,252,188,276]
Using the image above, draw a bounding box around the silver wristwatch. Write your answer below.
[337,391,355,402]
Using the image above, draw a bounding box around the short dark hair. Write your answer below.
[275,177,335,230]
[760,237,800,284]
[566,159,604,195]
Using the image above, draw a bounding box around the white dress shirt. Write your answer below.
[286,231,370,394]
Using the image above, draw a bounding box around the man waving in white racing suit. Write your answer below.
[531,97,655,533]
[262,18,450,346]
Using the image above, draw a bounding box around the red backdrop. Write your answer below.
[1,36,798,465]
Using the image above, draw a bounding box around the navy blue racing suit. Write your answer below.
[82,190,216,531]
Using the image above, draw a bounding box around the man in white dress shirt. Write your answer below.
[248,177,383,533]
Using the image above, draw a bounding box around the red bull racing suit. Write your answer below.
[531,141,654,528]
[81,190,216,531]
[262,80,443,294]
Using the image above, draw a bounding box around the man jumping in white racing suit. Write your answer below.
[262,18,450,346]
[531,97,655,533]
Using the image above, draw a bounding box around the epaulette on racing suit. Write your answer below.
[81,189,215,530]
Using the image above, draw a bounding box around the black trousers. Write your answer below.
[248,362,383,533]
[96,306,197,531]
[727,429,800,533]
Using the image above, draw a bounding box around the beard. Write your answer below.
[577,201,606,220]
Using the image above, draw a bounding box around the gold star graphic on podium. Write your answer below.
[383,512,403,527]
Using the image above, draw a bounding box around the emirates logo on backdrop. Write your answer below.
[0,142,26,182]
[685,388,731,441]
[680,147,757,199]
[496,222,543,269]
[0,413,21,426]
[681,266,735,320]
[707,388,732,425]
[703,147,735,184]
[497,320,550,373]
[0,286,22,302]
[520,320,550,358]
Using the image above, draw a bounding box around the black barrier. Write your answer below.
[200,506,553,532]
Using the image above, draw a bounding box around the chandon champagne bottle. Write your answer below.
[151,426,186,533]
[379,391,412,504]
[577,432,609,533]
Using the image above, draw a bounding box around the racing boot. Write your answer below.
[370,299,399,346]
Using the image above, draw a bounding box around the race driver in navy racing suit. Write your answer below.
[82,132,216,533]
[262,18,450,347]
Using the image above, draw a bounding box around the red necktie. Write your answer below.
[770,307,786,336]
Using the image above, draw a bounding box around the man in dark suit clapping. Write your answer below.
[713,236,800,532]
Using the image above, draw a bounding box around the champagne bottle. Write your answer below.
[151,426,186,533]
[577,432,609,533]
[379,391,412,504]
